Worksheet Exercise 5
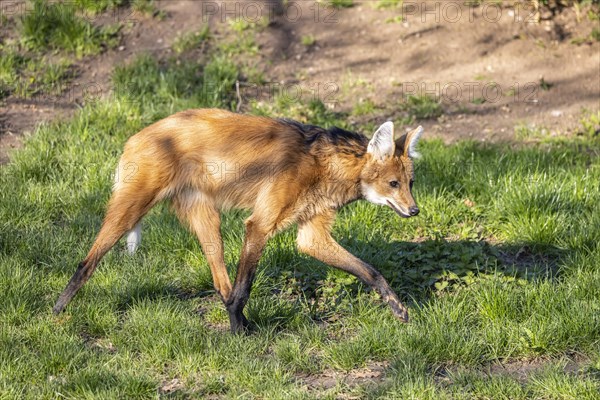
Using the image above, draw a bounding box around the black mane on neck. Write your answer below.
[277,118,368,157]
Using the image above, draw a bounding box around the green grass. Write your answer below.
[20,0,120,57]
[301,34,316,47]
[385,15,404,23]
[514,123,551,140]
[2,21,600,399]
[0,45,73,99]
[227,17,269,34]
[72,0,126,13]
[172,26,210,54]
[352,98,377,116]
[131,0,160,16]
[322,0,354,9]
[374,0,403,9]
[0,46,25,99]
[580,108,600,137]
[401,94,444,120]
[71,0,162,16]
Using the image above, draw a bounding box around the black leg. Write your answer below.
[226,219,267,333]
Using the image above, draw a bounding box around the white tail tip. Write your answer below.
[126,222,142,254]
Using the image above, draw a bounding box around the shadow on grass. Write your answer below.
[249,237,567,330]
[111,279,217,314]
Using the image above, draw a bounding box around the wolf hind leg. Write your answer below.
[53,189,157,314]
[173,194,233,304]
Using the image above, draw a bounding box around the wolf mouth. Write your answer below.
[387,200,410,218]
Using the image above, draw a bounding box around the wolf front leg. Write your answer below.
[297,211,409,322]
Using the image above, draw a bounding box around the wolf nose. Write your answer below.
[409,206,420,216]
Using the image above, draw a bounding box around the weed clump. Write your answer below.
[20,0,119,56]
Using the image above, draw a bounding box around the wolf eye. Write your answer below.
[389,180,400,188]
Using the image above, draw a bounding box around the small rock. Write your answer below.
[118,45,126,51]
[550,110,563,117]
[157,38,163,44]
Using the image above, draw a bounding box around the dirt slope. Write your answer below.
[1,1,599,163]
[0,0,211,163]
[256,1,600,141]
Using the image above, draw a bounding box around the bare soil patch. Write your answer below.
[255,1,599,141]
[436,353,592,385]
[298,360,389,393]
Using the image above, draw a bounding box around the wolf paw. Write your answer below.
[390,302,409,323]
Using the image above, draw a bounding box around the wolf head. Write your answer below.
[361,122,423,218]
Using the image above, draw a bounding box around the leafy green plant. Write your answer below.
[539,77,553,91]
[385,15,404,23]
[301,34,316,46]
[579,109,600,137]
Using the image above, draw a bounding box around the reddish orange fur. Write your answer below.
[54,108,422,332]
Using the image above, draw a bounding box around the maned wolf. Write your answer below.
[53,109,423,333]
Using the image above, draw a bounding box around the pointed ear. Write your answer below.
[367,121,395,160]
[396,125,424,158]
